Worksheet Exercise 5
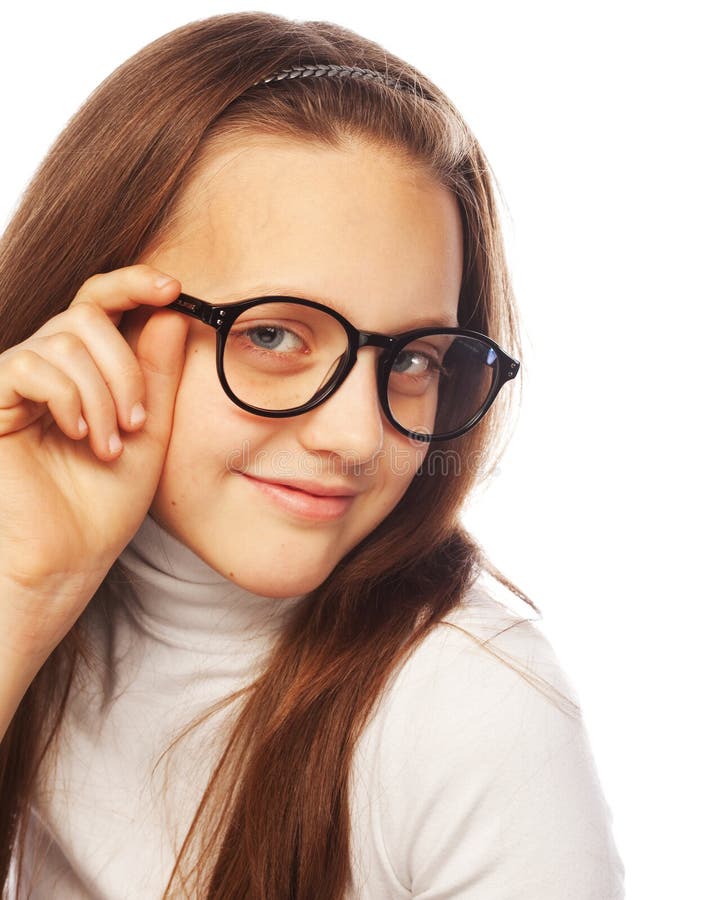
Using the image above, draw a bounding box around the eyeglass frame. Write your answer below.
[166,291,521,443]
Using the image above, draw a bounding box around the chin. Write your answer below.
[228,570,330,599]
[150,505,350,598]
[219,554,338,598]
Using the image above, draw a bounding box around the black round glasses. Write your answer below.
[167,293,521,443]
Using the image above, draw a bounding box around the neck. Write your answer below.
[115,513,305,655]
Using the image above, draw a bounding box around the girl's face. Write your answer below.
[122,133,463,597]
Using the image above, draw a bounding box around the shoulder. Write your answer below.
[368,582,587,806]
[350,582,626,899]
[372,582,584,769]
[396,581,582,723]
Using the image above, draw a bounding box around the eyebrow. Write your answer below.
[213,287,459,330]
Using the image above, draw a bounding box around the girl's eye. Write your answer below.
[233,325,305,353]
[392,349,442,377]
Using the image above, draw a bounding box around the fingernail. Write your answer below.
[78,415,88,434]
[154,275,176,289]
[109,433,123,454]
[129,402,146,426]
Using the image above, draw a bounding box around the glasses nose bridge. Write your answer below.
[349,330,397,392]
[357,330,396,352]
[329,328,388,385]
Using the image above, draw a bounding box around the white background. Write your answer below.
[2,2,722,897]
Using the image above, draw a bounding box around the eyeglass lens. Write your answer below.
[222,302,498,438]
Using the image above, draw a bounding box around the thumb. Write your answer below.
[134,309,190,444]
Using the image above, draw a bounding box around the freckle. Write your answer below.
[171,500,177,506]
[228,571,234,578]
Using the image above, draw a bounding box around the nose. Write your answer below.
[294,349,385,467]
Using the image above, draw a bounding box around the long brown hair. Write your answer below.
[0,13,554,899]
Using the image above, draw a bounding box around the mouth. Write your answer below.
[236,473,358,522]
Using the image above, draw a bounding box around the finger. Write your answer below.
[27,264,182,435]
[117,304,157,356]
[27,331,129,460]
[35,302,149,434]
[58,264,181,329]
[0,349,88,442]
[132,308,191,452]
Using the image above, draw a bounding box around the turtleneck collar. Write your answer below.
[115,513,305,655]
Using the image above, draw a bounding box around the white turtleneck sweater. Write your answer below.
[8,515,625,898]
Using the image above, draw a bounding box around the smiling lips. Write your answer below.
[238,473,360,521]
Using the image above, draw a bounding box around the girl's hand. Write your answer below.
[0,264,190,662]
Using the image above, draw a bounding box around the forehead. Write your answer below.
[154,133,463,330]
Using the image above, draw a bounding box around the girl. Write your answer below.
[0,12,625,899]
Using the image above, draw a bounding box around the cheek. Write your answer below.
[162,347,233,466]
[166,346,293,478]
[169,349,218,440]
[375,439,429,503]
[392,435,430,477]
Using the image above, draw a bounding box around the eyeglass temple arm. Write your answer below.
[167,293,224,327]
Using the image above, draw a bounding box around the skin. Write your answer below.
[120,133,463,598]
